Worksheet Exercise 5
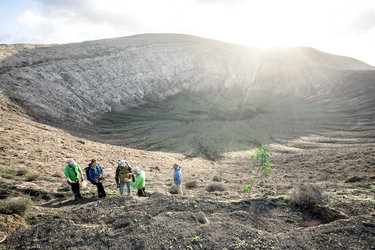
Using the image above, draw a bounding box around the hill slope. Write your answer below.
[0,34,373,125]
[1,90,375,249]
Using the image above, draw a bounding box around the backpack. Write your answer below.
[85,167,96,184]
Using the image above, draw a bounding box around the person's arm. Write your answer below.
[64,167,73,183]
[129,175,141,188]
[78,165,84,181]
[98,165,103,177]
[115,166,119,185]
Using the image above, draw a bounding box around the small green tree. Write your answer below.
[243,145,273,193]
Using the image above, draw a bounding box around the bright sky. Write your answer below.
[0,0,374,65]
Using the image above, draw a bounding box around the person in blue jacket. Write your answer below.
[86,158,106,198]
[173,163,183,196]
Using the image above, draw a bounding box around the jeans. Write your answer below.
[119,181,131,195]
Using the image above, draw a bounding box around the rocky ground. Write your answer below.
[1,92,375,249]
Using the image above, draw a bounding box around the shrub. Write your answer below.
[291,183,328,209]
[243,145,273,193]
[52,172,62,178]
[0,197,33,216]
[206,183,226,192]
[185,181,198,189]
[169,185,179,194]
[25,174,39,182]
[16,168,28,176]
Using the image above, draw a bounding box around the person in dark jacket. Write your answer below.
[86,159,106,198]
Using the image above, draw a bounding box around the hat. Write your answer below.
[91,158,97,163]
[132,167,141,173]
[66,158,76,165]
[119,160,127,167]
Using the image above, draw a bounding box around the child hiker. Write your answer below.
[173,163,183,196]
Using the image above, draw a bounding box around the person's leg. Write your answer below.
[71,182,81,200]
[101,183,106,197]
[68,181,77,200]
[119,181,125,196]
[126,182,131,196]
[177,184,183,196]
[137,187,146,197]
[95,183,102,198]
[76,182,82,199]
[98,183,106,198]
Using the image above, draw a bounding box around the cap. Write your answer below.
[132,167,141,173]
[119,160,127,167]
[66,158,76,165]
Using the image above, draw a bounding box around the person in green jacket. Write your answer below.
[125,167,146,196]
[64,158,85,200]
[115,160,134,196]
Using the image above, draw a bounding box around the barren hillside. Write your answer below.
[1,91,374,249]
[0,34,373,125]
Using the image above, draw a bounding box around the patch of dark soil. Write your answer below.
[41,196,100,209]
[299,205,348,227]
[345,176,366,183]
[0,181,65,201]
[4,194,373,249]
[277,216,375,249]
[331,199,375,217]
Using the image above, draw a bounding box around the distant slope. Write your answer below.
[0,34,373,125]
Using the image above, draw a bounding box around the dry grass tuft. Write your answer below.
[291,183,328,208]
[169,185,179,194]
[185,181,198,189]
[0,197,33,216]
[16,168,28,176]
[206,183,226,192]
[25,174,39,182]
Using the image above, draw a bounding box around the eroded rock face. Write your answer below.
[0,34,373,124]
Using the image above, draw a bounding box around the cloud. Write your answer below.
[350,9,375,34]
[14,0,145,43]
[35,0,139,29]
[17,10,48,28]
[197,0,245,6]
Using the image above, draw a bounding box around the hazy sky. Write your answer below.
[1,0,374,65]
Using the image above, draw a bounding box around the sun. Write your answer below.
[204,0,319,50]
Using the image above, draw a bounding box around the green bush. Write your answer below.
[0,197,33,216]
[243,145,273,193]
[291,183,328,209]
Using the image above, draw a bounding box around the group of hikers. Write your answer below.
[64,158,183,200]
